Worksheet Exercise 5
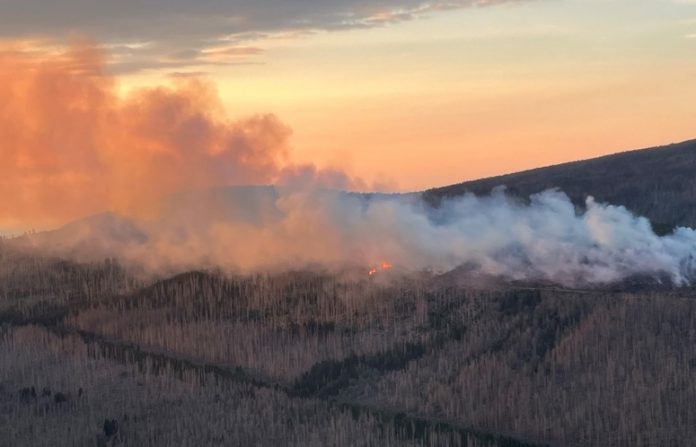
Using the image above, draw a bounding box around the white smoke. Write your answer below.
[18,187,696,286]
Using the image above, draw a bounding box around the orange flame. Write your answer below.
[368,261,392,276]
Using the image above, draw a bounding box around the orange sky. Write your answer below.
[118,0,696,191]
[2,0,696,230]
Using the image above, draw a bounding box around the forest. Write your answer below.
[1,237,695,446]
[1,2,694,445]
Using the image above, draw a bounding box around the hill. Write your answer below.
[423,139,696,232]
[5,141,696,446]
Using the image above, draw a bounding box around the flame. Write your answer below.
[368,261,392,276]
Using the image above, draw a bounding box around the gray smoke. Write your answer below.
[17,186,696,286]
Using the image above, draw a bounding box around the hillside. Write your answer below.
[4,140,696,446]
[3,255,696,446]
[423,139,696,231]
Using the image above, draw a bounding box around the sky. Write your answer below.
[1,0,696,231]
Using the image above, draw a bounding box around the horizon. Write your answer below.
[2,0,696,230]
[5,3,696,446]
[1,135,693,236]
[0,135,684,238]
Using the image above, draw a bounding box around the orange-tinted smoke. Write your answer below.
[0,40,361,229]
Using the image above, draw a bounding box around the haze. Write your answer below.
[2,1,696,231]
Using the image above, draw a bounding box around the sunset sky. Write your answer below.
[2,0,696,231]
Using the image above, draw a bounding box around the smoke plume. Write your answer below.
[4,41,696,287]
[15,187,696,287]
[0,40,363,229]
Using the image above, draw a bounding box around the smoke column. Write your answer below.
[16,187,696,287]
[0,40,364,230]
[3,41,696,286]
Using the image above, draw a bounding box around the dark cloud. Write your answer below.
[0,0,529,72]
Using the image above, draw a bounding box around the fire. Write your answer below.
[368,261,392,276]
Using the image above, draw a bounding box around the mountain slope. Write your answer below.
[423,139,696,231]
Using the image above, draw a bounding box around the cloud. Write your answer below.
[0,41,367,228]
[0,0,530,72]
